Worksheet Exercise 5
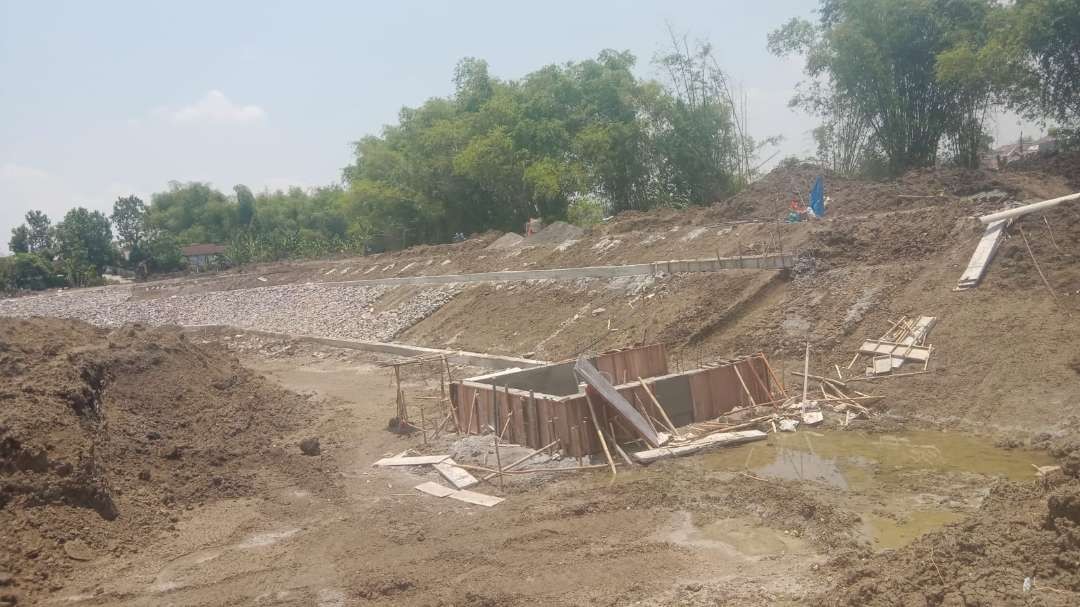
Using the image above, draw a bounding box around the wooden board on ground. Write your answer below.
[957,218,1008,290]
[372,454,450,467]
[859,340,931,362]
[447,489,504,507]
[414,481,456,497]
[632,430,767,464]
[872,355,893,375]
[433,459,479,489]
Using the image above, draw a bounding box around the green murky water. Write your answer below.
[697,429,1055,550]
[862,510,967,551]
[701,429,1054,490]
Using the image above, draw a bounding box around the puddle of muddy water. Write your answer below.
[861,510,967,551]
[701,430,1053,490]
[697,430,1055,550]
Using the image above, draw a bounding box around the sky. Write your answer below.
[0,0,1043,253]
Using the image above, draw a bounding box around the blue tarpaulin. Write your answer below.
[809,175,825,217]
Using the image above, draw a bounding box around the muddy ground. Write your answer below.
[1,325,1074,606]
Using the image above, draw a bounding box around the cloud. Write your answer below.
[161,90,267,125]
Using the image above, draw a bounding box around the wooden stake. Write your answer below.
[481,440,560,482]
[1042,215,1063,252]
[419,397,428,445]
[465,392,478,435]
[759,354,788,398]
[744,356,774,401]
[632,393,659,435]
[732,365,757,406]
[638,377,681,438]
[585,393,617,478]
[494,420,506,491]
[802,342,810,403]
[846,352,860,369]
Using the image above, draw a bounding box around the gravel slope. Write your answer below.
[0,282,459,342]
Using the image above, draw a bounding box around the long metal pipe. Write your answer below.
[980,191,1080,224]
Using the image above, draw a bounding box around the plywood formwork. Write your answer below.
[450,345,775,458]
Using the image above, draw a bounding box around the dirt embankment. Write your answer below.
[0,318,313,604]
[822,477,1080,606]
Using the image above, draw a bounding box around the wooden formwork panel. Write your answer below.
[450,354,774,459]
[594,343,668,385]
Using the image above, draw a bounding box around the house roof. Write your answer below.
[181,243,227,256]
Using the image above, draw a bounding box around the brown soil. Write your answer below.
[0,319,320,604]
[822,480,1080,606]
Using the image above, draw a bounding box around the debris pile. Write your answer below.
[853,315,936,377]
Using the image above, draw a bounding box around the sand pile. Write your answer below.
[523,221,584,246]
[485,232,525,250]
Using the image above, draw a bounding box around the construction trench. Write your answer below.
[3,160,1080,606]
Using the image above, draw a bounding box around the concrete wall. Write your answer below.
[470,360,580,396]
[649,374,695,427]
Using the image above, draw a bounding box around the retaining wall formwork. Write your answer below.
[450,344,775,458]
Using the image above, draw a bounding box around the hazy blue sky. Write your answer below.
[0,0,1040,252]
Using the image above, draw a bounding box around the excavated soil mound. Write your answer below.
[524,221,584,245]
[0,318,308,602]
[821,480,1080,606]
[485,231,525,250]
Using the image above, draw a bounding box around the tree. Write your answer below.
[9,225,30,254]
[148,182,235,244]
[24,210,53,254]
[0,253,63,292]
[566,194,605,227]
[55,207,114,284]
[110,195,148,250]
[998,0,1080,128]
[770,0,1001,173]
[234,185,256,227]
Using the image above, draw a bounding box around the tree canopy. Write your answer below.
[342,48,757,246]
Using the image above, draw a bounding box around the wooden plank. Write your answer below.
[957,219,1007,289]
[575,358,660,447]
[632,430,767,464]
[858,340,931,362]
[585,393,617,477]
[448,489,504,507]
[511,392,526,445]
[687,371,710,420]
[872,355,893,375]
[639,378,681,437]
[433,459,479,489]
[525,391,539,449]
[415,481,455,497]
[372,455,450,467]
